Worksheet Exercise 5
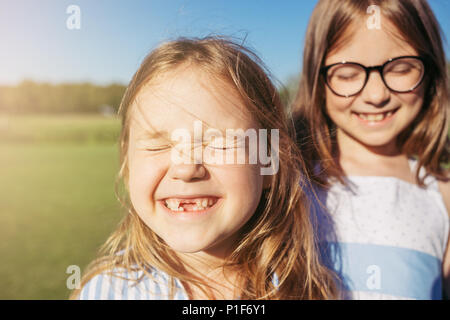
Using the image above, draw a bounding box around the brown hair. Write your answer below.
[293,0,449,187]
[70,36,338,300]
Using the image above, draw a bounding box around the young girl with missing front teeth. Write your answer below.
[71,37,338,300]
[294,0,450,299]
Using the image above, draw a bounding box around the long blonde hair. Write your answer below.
[70,36,338,300]
[293,0,449,187]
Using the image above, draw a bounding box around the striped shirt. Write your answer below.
[79,266,280,300]
[79,267,189,300]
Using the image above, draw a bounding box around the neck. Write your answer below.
[337,128,402,158]
[176,243,241,299]
[335,128,411,175]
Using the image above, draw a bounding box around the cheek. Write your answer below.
[220,165,264,213]
[325,87,354,117]
[397,90,424,110]
[392,87,425,123]
[127,155,166,213]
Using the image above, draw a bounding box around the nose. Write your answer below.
[168,139,207,181]
[362,71,390,107]
[168,163,206,182]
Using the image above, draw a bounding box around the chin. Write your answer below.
[162,235,214,254]
[354,134,397,149]
[168,245,206,254]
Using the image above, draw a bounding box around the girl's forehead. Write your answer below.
[326,18,418,66]
[128,68,257,136]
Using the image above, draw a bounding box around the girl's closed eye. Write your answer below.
[333,67,362,81]
[386,62,415,75]
[205,137,227,150]
[205,136,245,150]
[145,145,172,152]
[337,72,359,81]
[203,136,248,165]
[136,139,172,153]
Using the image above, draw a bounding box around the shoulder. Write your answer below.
[78,268,141,300]
[78,267,181,300]
[437,170,450,218]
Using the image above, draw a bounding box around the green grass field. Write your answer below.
[0,114,123,299]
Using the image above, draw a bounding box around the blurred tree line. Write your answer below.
[1,62,449,115]
[1,79,296,115]
[278,75,299,112]
[0,81,126,114]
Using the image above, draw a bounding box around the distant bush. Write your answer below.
[0,81,126,114]
[278,75,299,113]
[0,114,121,144]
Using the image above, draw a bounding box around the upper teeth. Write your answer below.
[357,111,393,122]
[164,198,215,211]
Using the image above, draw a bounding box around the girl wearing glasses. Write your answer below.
[294,0,449,299]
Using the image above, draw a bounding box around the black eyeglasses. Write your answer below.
[320,56,426,97]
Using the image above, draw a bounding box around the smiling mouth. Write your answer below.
[352,107,400,122]
[163,197,219,212]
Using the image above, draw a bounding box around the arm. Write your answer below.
[438,176,450,298]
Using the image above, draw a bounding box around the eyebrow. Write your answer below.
[136,130,171,140]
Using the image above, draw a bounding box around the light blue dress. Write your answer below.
[313,159,449,299]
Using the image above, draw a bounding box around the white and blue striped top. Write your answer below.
[313,159,449,300]
[78,267,189,300]
[78,265,280,300]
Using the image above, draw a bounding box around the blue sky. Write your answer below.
[0,0,449,86]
